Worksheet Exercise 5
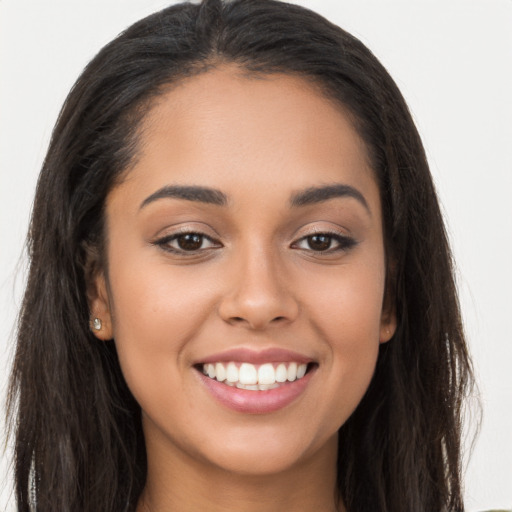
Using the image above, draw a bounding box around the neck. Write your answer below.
[137,427,344,512]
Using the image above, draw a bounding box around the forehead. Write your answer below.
[112,65,379,215]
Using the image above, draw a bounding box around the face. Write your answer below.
[90,65,396,477]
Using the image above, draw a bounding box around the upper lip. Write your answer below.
[197,347,314,365]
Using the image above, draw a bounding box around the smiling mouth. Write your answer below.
[198,361,314,391]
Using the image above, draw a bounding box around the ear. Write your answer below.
[379,257,397,343]
[83,240,113,341]
[379,307,397,344]
[379,281,396,343]
[88,272,114,341]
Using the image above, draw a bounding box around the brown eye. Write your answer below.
[306,234,333,251]
[154,232,220,254]
[176,233,204,251]
[293,232,357,253]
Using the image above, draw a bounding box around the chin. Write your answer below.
[192,425,338,477]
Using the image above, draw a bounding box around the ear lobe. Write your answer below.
[83,240,113,340]
[380,258,397,343]
[379,308,397,343]
[88,273,114,340]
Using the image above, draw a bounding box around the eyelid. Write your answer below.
[152,227,223,255]
[151,223,356,256]
[291,227,357,253]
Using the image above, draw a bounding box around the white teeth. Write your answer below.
[226,362,239,383]
[215,362,226,382]
[258,363,275,385]
[201,360,310,389]
[287,362,297,381]
[239,363,258,385]
[236,383,259,390]
[275,363,288,382]
[258,383,279,390]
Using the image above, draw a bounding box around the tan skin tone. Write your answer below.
[89,65,396,512]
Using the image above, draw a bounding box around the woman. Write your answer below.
[6,0,474,510]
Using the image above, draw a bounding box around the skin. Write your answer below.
[90,64,396,512]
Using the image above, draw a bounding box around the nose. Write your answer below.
[218,246,299,330]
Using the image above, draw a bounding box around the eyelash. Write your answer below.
[153,230,356,255]
[292,231,357,253]
[153,232,220,254]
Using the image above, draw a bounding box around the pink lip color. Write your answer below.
[198,347,312,365]
[197,367,315,414]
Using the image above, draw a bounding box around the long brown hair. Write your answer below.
[7,1,474,510]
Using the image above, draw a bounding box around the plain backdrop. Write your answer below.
[1,1,511,510]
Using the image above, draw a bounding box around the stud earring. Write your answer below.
[92,317,102,331]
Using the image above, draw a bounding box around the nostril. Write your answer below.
[230,317,245,324]
[229,315,288,326]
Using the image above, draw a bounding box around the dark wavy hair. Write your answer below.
[7,0,474,510]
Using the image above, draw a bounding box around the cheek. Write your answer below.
[108,243,218,332]
[105,254,216,391]
[302,257,386,342]
[111,271,189,339]
[299,259,385,408]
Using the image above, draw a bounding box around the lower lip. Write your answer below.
[197,368,315,414]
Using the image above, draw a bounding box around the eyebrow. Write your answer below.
[140,185,228,209]
[290,184,371,214]
[139,182,370,214]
